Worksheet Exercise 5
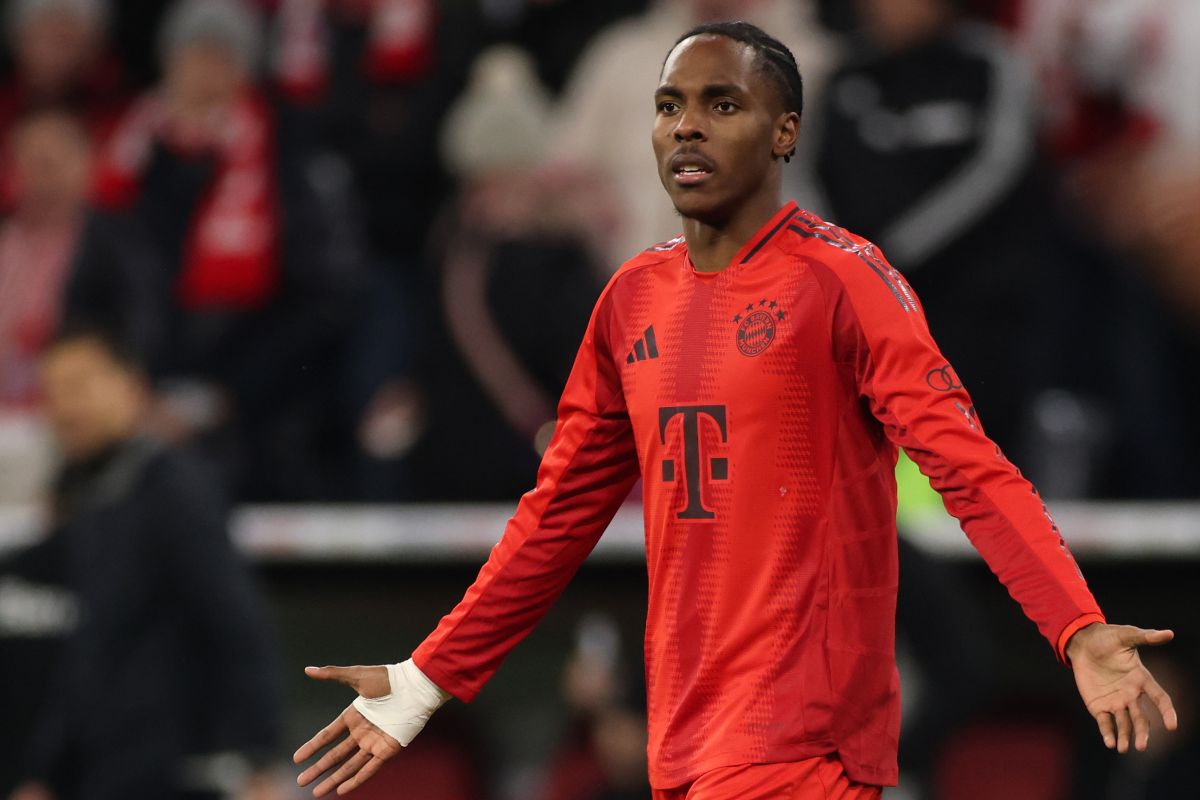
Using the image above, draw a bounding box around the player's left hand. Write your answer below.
[1067,623,1178,753]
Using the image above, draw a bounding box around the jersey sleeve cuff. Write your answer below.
[1056,612,1106,665]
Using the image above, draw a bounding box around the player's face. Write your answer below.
[653,35,791,224]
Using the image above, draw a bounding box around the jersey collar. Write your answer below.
[681,199,801,275]
[732,200,800,266]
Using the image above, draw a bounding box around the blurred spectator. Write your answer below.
[1023,0,1200,273]
[498,0,649,95]
[546,0,838,268]
[1021,0,1200,160]
[338,266,426,500]
[0,110,80,502]
[270,0,485,265]
[9,328,283,800]
[0,532,75,796]
[1,112,92,409]
[0,0,128,207]
[540,614,650,800]
[410,45,603,500]
[1022,0,1200,326]
[814,0,1056,461]
[1013,0,1200,496]
[585,707,652,800]
[89,0,365,500]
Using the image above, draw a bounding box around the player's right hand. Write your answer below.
[293,660,450,797]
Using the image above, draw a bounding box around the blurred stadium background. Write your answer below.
[0,0,1197,798]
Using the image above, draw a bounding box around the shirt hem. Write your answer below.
[649,741,894,790]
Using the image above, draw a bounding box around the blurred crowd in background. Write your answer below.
[1,0,1199,799]
[0,0,1198,505]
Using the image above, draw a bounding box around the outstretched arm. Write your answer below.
[293,279,640,794]
[808,228,1177,750]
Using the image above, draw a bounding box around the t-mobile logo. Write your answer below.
[658,405,728,520]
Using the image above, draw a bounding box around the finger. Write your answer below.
[313,750,371,798]
[294,715,350,764]
[1143,674,1179,731]
[297,735,358,786]
[1141,629,1175,647]
[1096,711,1116,749]
[1130,699,1150,751]
[1118,628,1174,649]
[1115,705,1133,754]
[336,755,387,796]
[304,665,364,691]
[308,734,360,777]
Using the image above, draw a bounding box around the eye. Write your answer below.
[657,101,679,114]
[715,100,738,113]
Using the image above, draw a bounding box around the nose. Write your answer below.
[673,108,706,142]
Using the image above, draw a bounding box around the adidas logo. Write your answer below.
[626,325,660,364]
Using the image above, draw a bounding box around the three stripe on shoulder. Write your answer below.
[788,215,916,312]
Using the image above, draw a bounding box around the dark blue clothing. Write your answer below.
[25,439,280,800]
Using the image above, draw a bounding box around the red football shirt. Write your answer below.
[413,202,1104,788]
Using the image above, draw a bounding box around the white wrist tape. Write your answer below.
[351,659,451,747]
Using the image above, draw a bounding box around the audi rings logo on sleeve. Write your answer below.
[925,364,962,392]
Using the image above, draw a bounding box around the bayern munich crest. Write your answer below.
[732,298,785,357]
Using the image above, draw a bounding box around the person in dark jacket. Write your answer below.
[86,0,366,501]
[814,0,1057,462]
[9,328,283,800]
[0,534,75,797]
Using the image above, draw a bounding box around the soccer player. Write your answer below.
[294,22,1178,800]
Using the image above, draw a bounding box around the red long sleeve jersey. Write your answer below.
[413,202,1104,788]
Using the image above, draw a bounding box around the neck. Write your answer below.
[683,191,783,273]
[63,436,126,471]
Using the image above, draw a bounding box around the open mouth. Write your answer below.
[672,163,714,186]
[667,157,710,187]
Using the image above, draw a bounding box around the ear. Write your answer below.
[772,111,801,161]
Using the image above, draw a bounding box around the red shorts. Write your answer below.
[651,756,882,800]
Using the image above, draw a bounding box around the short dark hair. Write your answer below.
[47,321,144,373]
[667,21,804,121]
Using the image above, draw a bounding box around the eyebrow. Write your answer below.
[655,82,746,99]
